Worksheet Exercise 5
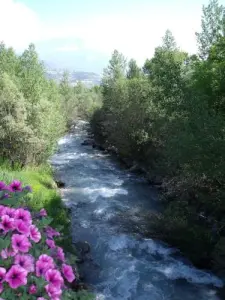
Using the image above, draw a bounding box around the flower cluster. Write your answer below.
[0,180,76,299]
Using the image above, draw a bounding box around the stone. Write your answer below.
[55,180,65,188]
[81,139,94,146]
[74,241,91,255]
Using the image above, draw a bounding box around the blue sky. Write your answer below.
[0,0,218,73]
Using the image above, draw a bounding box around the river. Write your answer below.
[51,120,223,300]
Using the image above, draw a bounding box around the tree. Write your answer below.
[144,31,187,103]
[17,43,48,133]
[127,59,141,79]
[59,71,72,101]
[196,0,224,59]
[101,50,127,115]
[193,36,225,114]
[0,73,37,166]
[162,29,177,51]
[18,44,46,104]
[102,50,126,86]
[0,43,18,78]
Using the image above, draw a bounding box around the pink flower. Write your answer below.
[5,265,27,289]
[46,226,60,238]
[29,284,37,294]
[0,182,7,191]
[38,254,55,267]
[36,260,50,277]
[62,264,75,282]
[46,239,56,249]
[29,225,41,243]
[0,268,6,283]
[2,207,16,218]
[0,249,7,260]
[39,208,47,217]
[45,269,64,288]
[0,215,14,232]
[11,234,31,253]
[8,180,22,192]
[1,248,17,259]
[37,298,47,300]
[14,219,30,236]
[14,254,34,272]
[56,247,65,262]
[0,206,6,216]
[45,284,62,299]
[14,208,32,225]
[36,255,54,277]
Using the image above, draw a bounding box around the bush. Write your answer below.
[90,2,225,270]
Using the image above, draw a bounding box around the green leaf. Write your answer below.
[37,216,53,228]
[0,237,10,251]
[0,197,17,206]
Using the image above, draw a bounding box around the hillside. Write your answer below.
[46,69,101,87]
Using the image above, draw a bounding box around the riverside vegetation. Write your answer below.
[0,179,93,299]
[0,41,101,298]
[91,0,225,275]
[1,0,225,296]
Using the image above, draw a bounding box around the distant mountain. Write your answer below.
[45,69,101,87]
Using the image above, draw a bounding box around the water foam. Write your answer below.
[108,235,133,251]
[108,235,223,288]
[58,136,71,145]
[139,239,176,256]
[83,187,128,202]
[155,261,223,287]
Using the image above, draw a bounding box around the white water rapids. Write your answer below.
[51,121,223,300]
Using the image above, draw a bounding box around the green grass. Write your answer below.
[0,163,72,250]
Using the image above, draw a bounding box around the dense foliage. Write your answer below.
[91,0,225,272]
[0,180,93,300]
[0,44,101,166]
[0,43,100,298]
[59,72,102,127]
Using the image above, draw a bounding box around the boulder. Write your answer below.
[74,241,91,255]
[55,180,65,188]
[81,139,94,146]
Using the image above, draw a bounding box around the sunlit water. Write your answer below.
[51,121,223,300]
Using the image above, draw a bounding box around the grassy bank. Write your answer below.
[0,163,73,250]
[0,164,95,299]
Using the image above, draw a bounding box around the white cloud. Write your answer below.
[0,0,205,66]
[40,4,203,65]
[0,0,41,50]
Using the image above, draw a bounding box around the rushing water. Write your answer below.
[51,121,223,300]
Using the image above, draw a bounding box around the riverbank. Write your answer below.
[0,163,70,238]
[89,121,225,279]
[0,162,94,298]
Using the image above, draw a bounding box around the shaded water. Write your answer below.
[51,121,223,300]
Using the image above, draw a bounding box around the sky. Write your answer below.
[0,0,219,73]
